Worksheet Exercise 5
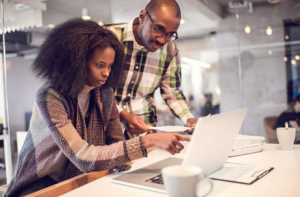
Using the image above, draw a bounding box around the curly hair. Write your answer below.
[32,18,124,98]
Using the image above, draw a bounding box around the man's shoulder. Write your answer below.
[105,23,127,33]
[105,23,128,42]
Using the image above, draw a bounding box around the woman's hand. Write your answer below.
[141,133,190,155]
[120,110,152,135]
[111,162,132,173]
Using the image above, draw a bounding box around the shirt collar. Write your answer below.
[123,18,149,52]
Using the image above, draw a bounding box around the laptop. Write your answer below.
[112,108,248,193]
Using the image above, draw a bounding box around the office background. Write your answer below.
[0,0,299,184]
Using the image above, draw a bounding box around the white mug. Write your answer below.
[276,127,296,151]
[162,165,213,197]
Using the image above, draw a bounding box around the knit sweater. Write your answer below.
[5,84,147,196]
[78,84,95,118]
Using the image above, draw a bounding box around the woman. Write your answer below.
[5,18,189,196]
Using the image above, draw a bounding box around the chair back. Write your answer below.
[263,116,278,143]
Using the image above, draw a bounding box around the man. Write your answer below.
[106,0,197,137]
[276,94,300,143]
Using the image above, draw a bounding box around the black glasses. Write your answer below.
[146,11,178,41]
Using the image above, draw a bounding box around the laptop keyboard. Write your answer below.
[145,174,164,185]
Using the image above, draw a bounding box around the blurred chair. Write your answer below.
[263,116,279,143]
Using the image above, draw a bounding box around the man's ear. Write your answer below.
[139,9,147,24]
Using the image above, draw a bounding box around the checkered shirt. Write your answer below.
[106,18,194,126]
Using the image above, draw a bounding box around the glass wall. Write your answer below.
[156,1,300,142]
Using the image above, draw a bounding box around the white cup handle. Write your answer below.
[196,177,213,197]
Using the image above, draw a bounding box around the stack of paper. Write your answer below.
[229,134,265,157]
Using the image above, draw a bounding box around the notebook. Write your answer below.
[208,162,273,184]
[112,108,269,193]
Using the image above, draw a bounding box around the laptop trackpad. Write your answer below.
[112,157,183,193]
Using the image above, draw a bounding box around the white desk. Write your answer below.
[61,144,300,197]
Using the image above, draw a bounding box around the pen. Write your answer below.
[251,169,263,177]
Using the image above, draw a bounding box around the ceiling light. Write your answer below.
[285,35,289,40]
[268,0,281,4]
[296,55,300,60]
[245,25,251,34]
[215,87,221,95]
[98,19,104,26]
[1,1,45,34]
[180,19,185,24]
[181,57,211,68]
[82,8,91,20]
[47,24,55,29]
[181,63,192,70]
[266,26,272,35]
[292,4,300,25]
[228,1,253,13]
[284,57,288,62]
[82,16,91,20]
[291,59,296,65]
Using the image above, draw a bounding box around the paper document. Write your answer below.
[208,163,273,184]
[229,147,263,157]
[229,134,265,157]
[149,114,211,132]
[149,126,193,132]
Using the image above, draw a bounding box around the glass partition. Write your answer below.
[0,0,13,183]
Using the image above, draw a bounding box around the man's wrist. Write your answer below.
[185,117,195,125]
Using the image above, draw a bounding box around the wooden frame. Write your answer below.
[24,170,110,197]
[24,148,154,197]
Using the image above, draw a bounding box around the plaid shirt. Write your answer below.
[106,18,194,126]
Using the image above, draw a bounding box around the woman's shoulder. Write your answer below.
[97,87,115,106]
[100,87,114,94]
[35,84,65,102]
[95,87,114,98]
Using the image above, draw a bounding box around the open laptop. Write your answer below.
[112,108,248,193]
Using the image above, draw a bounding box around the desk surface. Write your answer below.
[61,144,300,197]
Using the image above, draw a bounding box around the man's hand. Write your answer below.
[182,118,198,134]
[119,110,152,135]
[141,133,190,155]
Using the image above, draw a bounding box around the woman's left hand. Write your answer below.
[112,162,132,172]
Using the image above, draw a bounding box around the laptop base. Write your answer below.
[112,157,182,193]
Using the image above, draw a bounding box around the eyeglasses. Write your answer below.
[146,11,178,41]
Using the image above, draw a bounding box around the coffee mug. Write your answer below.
[276,127,296,151]
[162,165,213,197]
